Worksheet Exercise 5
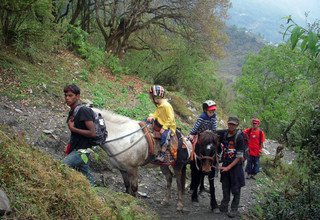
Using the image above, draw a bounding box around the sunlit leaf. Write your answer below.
[81,154,88,164]
[290,26,302,49]
[300,38,308,52]
[283,24,294,40]
[308,31,318,52]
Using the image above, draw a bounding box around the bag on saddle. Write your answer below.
[74,105,108,146]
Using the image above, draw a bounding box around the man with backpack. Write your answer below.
[217,116,245,218]
[63,84,96,186]
[243,118,265,180]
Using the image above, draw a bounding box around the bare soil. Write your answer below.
[0,96,295,219]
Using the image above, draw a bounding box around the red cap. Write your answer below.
[207,105,217,111]
[252,118,260,125]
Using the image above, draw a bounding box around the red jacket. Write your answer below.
[243,128,265,156]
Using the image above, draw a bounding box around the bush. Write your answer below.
[250,156,320,219]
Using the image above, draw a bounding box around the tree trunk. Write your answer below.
[280,119,296,145]
[70,0,84,25]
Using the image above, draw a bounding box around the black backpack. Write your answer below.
[74,105,108,146]
[235,130,249,160]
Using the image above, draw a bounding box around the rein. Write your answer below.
[106,132,147,157]
[103,124,148,157]
[104,125,146,143]
[194,153,217,171]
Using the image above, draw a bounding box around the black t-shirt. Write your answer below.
[217,129,244,165]
[67,106,95,151]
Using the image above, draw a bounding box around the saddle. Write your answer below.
[139,121,190,165]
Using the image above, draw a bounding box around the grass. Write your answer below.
[0,125,157,219]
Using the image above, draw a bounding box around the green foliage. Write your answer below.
[232,44,316,141]
[81,69,89,81]
[0,0,56,58]
[115,93,154,120]
[124,40,227,104]
[65,25,90,57]
[65,25,128,73]
[81,153,89,164]
[250,156,320,219]
[105,52,129,75]
[284,18,320,71]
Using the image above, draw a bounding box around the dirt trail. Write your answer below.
[0,97,295,219]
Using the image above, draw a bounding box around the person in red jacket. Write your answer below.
[243,118,265,179]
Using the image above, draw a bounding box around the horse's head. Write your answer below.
[197,130,219,173]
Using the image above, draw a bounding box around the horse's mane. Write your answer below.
[198,130,219,146]
[94,108,137,124]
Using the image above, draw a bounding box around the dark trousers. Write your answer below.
[220,164,244,211]
[245,155,260,175]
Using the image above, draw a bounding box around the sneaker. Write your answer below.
[155,152,165,162]
[227,210,238,218]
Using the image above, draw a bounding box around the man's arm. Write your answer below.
[68,119,96,138]
[220,157,242,172]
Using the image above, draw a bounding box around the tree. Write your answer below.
[232,45,313,142]
[0,0,53,45]
[93,0,230,58]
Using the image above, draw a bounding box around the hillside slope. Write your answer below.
[0,48,163,219]
[217,25,265,84]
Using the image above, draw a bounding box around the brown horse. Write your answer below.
[95,108,192,211]
[190,130,220,211]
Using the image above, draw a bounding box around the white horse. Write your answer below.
[94,108,191,211]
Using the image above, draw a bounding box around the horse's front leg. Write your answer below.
[120,170,131,194]
[174,164,185,211]
[208,172,219,212]
[128,167,138,197]
[120,168,138,197]
[191,170,200,203]
[160,165,172,205]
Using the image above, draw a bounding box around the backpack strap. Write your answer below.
[73,104,84,117]
[259,129,263,147]
[234,129,241,146]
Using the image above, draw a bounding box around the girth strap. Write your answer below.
[139,121,155,158]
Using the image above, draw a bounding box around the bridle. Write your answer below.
[194,142,219,177]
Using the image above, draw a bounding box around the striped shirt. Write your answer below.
[190,112,217,135]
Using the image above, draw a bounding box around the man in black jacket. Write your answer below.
[62,84,96,186]
[218,116,245,218]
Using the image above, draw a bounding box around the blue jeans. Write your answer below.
[160,129,171,148]
[245,155,260,175]
[62,150,95,186]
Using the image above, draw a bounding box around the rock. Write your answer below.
[138,191,148,197]
[0,189,11,216]
[14,108,23,113]
[43,129,54,134]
